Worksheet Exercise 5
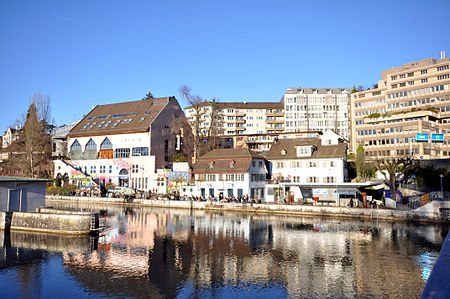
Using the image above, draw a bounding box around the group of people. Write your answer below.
[170,195,262,204]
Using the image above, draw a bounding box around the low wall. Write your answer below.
[422,231,450,298]
[0,210,96,235]
[46,195,450,223]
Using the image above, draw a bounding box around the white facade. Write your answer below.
[54,155,157,191]
[283,88,351,139]
[191,158,267,200]
[185,102,284,136]
[1,127,20,149]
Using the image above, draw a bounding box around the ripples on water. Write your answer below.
[0,202,448,299]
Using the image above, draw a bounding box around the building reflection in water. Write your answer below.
[46,202,448,299]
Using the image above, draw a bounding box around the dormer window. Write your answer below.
[281,149,287,155]
[209,161,214,168]
[296,146,313,157]
[230,160,235,168]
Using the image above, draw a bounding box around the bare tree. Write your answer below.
[179,86,225,161]
[179,85,205,161]
[376,156,413,202]
[204,99,224,152]
[5,92,53,178]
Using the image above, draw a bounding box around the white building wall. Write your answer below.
[68,132,151,153]
[270,158,345,183]
[283,90,350,139]
[54,155,157,191]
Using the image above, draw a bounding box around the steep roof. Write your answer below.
[267,138,346,160]
[193,148,264,173]
[199,148,264,160]
[68,97,172,138]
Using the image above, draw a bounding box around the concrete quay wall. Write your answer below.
[46,195,450,223]
[0,211,95,235]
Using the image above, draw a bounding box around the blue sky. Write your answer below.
[1,0,450,130]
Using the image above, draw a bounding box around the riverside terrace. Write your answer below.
[45,195,450,223]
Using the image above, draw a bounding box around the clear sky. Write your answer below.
[1,0,450,131]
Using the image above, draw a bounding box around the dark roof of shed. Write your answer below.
[68,97,172,137]
[267,138,346,160]
[0,176,52,182]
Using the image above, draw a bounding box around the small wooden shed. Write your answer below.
[0,176,51,212]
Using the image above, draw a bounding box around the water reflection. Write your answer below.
[1,201,449,298]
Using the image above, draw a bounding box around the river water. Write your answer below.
[0,202,448,298]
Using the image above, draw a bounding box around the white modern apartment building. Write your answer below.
[185,101,284,136]
[282,88,351,140]
[54,97,193,191]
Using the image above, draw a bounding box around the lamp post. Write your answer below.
[440,174,444,193]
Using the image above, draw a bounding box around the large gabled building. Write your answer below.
[54,97,193,190]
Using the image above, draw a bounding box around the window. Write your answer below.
[437,74,449,80]
[421,78,428,83]
[114,148,130,158]
[164,140,169,162]
[307,176,318,183]
[90,166,96,173]
[70,140,82,160]
[330,161,336,167]
[109,165,112,173]
[407,72,414,77]
[84,139,98,159]
[131,165,138,173]
[421,69,428,74]
[324,176,335,183]
[100,137,113,150]
[100,165,106,173]
[276,162,284,168]
[308,161,317,168]
[81,123,90,130]
[132,147,149,156]
[408,81,414,86]
[437,65,449,71]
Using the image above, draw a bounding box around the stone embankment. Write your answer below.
[0,209,98,235]
[46,195,450,223]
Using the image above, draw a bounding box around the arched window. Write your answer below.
[83,139,98,159]
[100,137,113,150]
[70,140,82,160]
